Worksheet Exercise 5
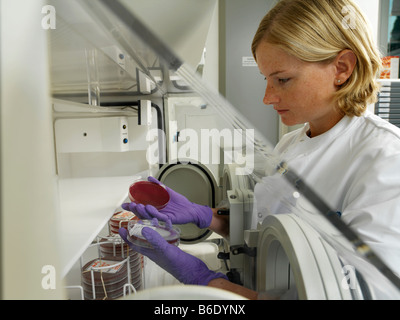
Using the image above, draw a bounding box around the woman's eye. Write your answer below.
[278,78,290,84]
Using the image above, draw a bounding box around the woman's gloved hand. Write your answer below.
[122,176,213,229]
[118,223,227,286]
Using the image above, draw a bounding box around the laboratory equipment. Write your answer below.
[48,0,400,299]
[2,0,400,300]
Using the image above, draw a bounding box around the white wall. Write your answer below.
[1,0,65,299]
[354,0,381,43]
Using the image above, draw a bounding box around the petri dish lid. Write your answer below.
[127,220,180,248]
[128,181,170,210]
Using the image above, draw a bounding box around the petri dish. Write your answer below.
[128,181,170,210]
[127,220,180,248]
[109,210,139,234]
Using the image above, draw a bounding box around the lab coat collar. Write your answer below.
[302,115,357,143]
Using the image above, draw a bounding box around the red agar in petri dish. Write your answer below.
[128,181,170,210]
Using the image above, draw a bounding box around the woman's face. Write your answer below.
[255,42,343,137]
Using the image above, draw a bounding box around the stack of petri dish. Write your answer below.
[81,256,131,300]
[109,209,139,235]
[81,180,173,299]
[99,234,143,292]
[81,234,143,300]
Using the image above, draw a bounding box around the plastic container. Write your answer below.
[128,181,170,209]
[127,220,180,248]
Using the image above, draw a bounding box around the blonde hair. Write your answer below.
[251,0,382,116]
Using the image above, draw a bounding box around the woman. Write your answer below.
[120,0,400,299]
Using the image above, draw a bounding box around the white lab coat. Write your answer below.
[254,111,400,277]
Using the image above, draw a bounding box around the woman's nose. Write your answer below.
[263,83,279,105]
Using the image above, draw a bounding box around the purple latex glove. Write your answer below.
[118,223,227,285]
[122,176,212,228]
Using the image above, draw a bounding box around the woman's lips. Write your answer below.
[275,108,289,115]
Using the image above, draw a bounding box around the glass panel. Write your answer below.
[388,0,400,55]
[50,0,400,298]
[49,0,165,104]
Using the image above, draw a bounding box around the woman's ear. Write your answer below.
[334,49,357,85]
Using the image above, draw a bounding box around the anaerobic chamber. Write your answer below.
[3,0,400,300]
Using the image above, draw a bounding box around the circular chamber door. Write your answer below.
[155,162,219,244]
[256,213,364,300]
